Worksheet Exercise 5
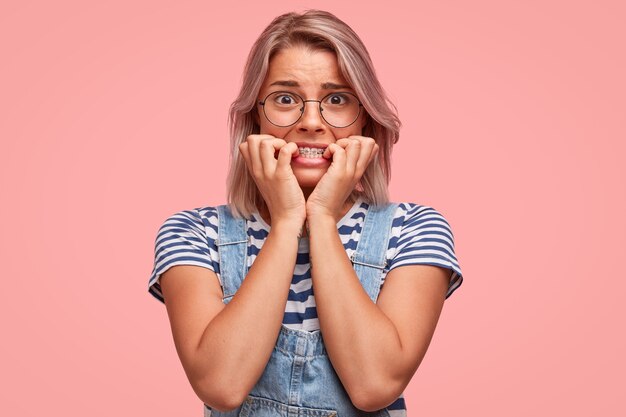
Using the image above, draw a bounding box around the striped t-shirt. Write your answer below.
[148,197,463,332]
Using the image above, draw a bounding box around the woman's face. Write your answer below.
[255,46,367,195]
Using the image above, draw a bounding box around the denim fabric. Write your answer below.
[209,202,402,417]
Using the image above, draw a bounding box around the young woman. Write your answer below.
[148,10,463,417]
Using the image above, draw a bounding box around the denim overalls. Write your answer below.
[208,202,404,417]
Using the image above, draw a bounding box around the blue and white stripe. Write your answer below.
[148,197,463,329]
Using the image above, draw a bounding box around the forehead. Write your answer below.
[263,46,349,89]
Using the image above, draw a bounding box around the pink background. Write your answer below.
[1,0,624,415]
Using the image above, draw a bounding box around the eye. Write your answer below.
[271,92,300,106]
[324,93,352,106]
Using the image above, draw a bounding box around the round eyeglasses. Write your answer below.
[258,91,364,128]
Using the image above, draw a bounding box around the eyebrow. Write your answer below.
[269,80,352,90]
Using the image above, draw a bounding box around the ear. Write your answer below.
[253,107,260,125]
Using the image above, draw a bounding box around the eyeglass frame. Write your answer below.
[257,90,364,128]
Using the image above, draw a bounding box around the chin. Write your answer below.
[293,169,326,188]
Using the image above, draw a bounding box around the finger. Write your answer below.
[355,138,377,174]
[322,138,350,159]
[345,138,362,176]
[267,138,295,161]
[270,139,296,159]
[259,138,280,175]
[322,145,331,159]
[246,135,264,177]
[322,139,344,159]
[239,142,251,169]
[326,143,346,171]
[334,138,352,149]
[276,141,298,172]
[370,143,380,164]
[268,138,288,155]
[247,134,278,177]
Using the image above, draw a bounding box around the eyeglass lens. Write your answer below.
[262,91,361,128]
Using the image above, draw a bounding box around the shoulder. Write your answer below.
[158,206,219,231]
[384,201,463,298]
[149,205,223,304]
[386,202,453,234]
[358,201,453,240]
[384,201,458,265]
[155,206,223,248]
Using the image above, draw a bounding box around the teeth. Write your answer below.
[298,147,325,158]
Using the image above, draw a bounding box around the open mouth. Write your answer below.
[297,146,327,159]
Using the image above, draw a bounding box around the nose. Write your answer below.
[297,100,326,132]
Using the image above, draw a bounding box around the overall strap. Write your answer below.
[351,202,398,303]
[216,204,248,301]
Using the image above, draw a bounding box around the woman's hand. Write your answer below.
[306,135,379,220]
[239,135,306,228]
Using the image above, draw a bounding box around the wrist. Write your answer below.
[305,202,337,221]
[306,213,337,228]
[271,218,306,237]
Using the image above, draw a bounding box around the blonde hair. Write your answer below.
[226,9,401,218]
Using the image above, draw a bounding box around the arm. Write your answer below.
[160,220,301,411]
[160,135,306,410]
[307,214,450,411]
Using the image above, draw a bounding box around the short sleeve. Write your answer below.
[387,204,463,299]
[147,208,219,304]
